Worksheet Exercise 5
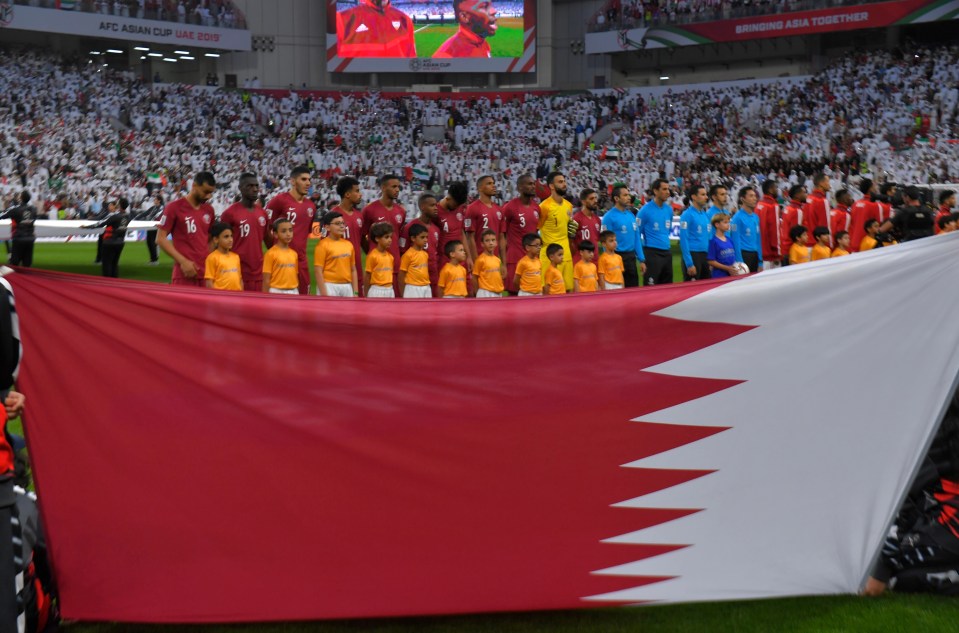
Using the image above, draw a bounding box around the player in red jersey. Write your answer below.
[755,179,781,270]
[362,174,408,292]
[335,0,416,58]
[464,175,502,265]
[804,172,831,246]
[331,176,366,296]
[401,193,442,296]
[779,184,806,265]
[570,188,602,264]
[877,183,897,224]
[220,173,271,292]
[829,189,853,241]
[435,181,470,270]
[266,166,316,294]
[500,174,541,294]
[934,190,955,235]
[849,178,879,252]
[434,0,497,59]
[157,171,216,286]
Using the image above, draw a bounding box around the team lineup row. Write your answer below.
[156,167,948,298]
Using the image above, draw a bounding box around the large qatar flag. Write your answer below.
[7,234,959,623]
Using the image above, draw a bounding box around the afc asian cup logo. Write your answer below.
[395,213,403,224]
[409,58,422,72]
[357,218,363,227]
[258,216,266,227]
[203,214,211,224]
[496,211,502,220]
[456,212,463,221]
[0,3,13,27]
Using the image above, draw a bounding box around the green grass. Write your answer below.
[413,19,524,58]
[62,594,959,632]
[27,243,954,632]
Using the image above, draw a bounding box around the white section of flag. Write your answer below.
[586,234,959,603]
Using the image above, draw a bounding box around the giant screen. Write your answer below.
[327,0,536,73]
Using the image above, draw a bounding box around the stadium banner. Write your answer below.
[586,0,959,53]
[0,3,251,51]
[8,235,959,622]
[327,0,536,73]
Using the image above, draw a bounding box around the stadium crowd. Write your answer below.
[589,0,888,32]
[12,0,247,29]
[0,41,957,284]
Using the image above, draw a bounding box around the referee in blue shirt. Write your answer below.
[678,184,712,281]
[730,185,764,272]
[600,184,646,287]
[638,179,675,286]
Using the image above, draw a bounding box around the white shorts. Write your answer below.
[762,260,781,271]
[322,282,353,297]
[403,285,432,299]
[367,285,395,298]
[269,287,298,295]
[476,289,501,298]
[604,282,624,291]
[517,290,539,297]
[443,295,466,299]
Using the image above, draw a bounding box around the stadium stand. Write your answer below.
[0,40,956,217]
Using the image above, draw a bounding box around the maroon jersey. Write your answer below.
[362,200,406,269]
[401,218,440,286]
[755,195,781,261]
[849,197,878,252]
[436,204,467,267]
[501,197,541,264]
[332,205,365,292]
[570,210,602,263]
[335,0,416,58]
[220,202,270,282]
[433,26,492,58]
[265,192,316,257]
[464,199,502,255]
[158,197,214,282]
[804,190,830,246]
[829,204,852,239]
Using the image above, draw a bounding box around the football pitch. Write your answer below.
[414,16,524,58]
[13,243,959,631]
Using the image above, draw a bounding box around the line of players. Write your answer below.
[155,167,957,297]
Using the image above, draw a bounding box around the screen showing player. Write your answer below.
[329,0,535,72]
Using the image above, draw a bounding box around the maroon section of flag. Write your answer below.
[10,269,748,623]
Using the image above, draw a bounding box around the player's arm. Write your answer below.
[498,234,507,275]
[156,227,198,278]
[363,270,372,296]
[314,266,328,296]
[205,279,214,289]
[730,218,744,263]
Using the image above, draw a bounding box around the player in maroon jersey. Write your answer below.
[464,175,502,266]
[435,181,469,270]
[331,176,366,296]
[156,172,216,286]
[434,0,497,59]
[804,173,831,246]
[849,178,878,252]
[401,193,442,296]
[220,173,271,291]
[755,179,781,269]
[265,166,316,295]
[362,174,407,293]
[335,0,416,58]
[570,188,602,264]
[500,174,541,294]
